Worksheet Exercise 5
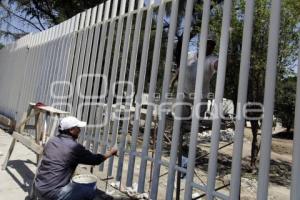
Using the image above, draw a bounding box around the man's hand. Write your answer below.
[104,147,118,160]
[109,147,118,156]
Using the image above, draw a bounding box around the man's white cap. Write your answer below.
[59,116,87,130]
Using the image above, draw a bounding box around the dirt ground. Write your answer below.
[240,128,292,200]
[0,125,293,200]
[190,127,293,200]
[111,126,293,199]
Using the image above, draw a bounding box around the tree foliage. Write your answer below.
[0,0,108,40]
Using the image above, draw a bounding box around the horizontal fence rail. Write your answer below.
[0,0,299,199]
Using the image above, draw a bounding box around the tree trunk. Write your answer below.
[250,120,259,169]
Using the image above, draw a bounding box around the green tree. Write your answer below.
[275,75,297,133]
[207,0,299,168]
[0,0,109,40]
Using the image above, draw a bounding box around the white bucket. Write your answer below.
[72,174,97,189]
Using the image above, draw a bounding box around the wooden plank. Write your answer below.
[29,102,69,114]
[12,131,44,155]
[35,112,43,162]
[17,110,41,132]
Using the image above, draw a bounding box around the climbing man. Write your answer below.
[170,33,218,178]
[34,116,118,200]
[171,33,218,138]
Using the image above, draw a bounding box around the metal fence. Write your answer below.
[0,0,299,199]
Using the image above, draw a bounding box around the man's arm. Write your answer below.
[213,60,218,71]
[170,68,179,91]
[74,145,118,165]
[103,147,118,160]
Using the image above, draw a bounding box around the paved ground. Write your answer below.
[0,129,131,200]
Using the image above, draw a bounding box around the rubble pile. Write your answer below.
[198,128,235,142]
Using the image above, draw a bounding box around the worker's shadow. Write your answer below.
[5,159,35,193]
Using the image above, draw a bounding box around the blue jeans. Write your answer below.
[56,181,96,200]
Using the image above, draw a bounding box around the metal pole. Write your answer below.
[165,0,195,199]
[107,0,134,176]
[206,0,232,199]
[184,0,212,199]
[126,1,154,187]
[115,0,144,183]
[257,0,281,199]
[291,40,300,200]
[91,1,111,154]
[96,4,118,171]
[229,0,254,199]
[137,2,165,193]
[149,0,179,198]
[100,0,125,165]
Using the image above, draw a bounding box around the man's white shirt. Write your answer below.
[183,52,218,99]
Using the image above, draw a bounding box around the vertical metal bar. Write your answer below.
[45,28,62,105]
[59,33,77,111]
[119,0,127,15]
[57,16,77,108]
[49,36,68,106]
[184,0,212,199]
[257,0,281,199]
[93,8,117,157]
[15,42,30,120]
[52,23,70,106]
[72,26,89,117]
[83,24,102,149]
[76,25,96,119]
[229,1,255,199]
[29,34,40,104]
[97,4,104,23]
[24,34,36,109]
[111,0,119,18]
[99,14,124,171]
[206,0,232,199]
[40,28,56,103]
[104,0,112,20]
[91,7,97,25]
[80,11,87,30]
[107,0,135,178]
[67,12,86,112]
[54,35,73,108]
[72,11,91,119]
[90,14,110,154]
[149,0,179,198]
[18,33,34,114]
[67,30,84,112]
[165,0,195,198]
[101,0,128,174]
[98,0,124,170]
[76,10,96,139]
[126,1,154,187]
[116,0,144,182]
[89,22,108,149]
[59,15,81,111]
[36,30,50,102]
[27,34,40,104]
[128,0,135,12]
[137,2,165,193]
[35,37,48,102]
[291,41,300,200]
[137,0,144,9]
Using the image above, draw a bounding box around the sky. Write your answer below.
[0,0,46,45]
